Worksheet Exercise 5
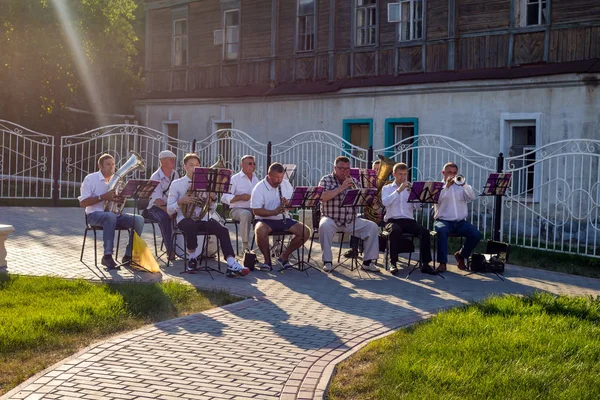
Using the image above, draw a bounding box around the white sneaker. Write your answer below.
[228,260,250,276]
[323,262,334,272]
[362,263,380,272]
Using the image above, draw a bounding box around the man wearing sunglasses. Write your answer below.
[143,150,180,259]
[222,155,259,253]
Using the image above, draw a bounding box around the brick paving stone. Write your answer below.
[4,206,600,400]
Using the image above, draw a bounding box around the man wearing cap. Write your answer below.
[143,150,180,258]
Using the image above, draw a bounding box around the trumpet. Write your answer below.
[452,174,466,186]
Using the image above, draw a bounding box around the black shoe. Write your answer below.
[389,263,399,275]
[187,257,198,271]
[121,255,132,265]
[225,269,236,278]
[421,264,437,275]
[101,255,119,270]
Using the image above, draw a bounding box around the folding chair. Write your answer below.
[80,213,129,267]
[168,221,222,277]
[222,203,241,255]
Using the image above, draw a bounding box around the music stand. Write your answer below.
[286,186,324,275]
[406,181,445,279]
[181,167,232,276]
[113,179,160,273]
[334,188,378,273]
[481,173,512,196]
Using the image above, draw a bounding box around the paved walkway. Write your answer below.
[3,207,600,400]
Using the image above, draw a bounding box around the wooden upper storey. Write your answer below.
[143,0,600,96]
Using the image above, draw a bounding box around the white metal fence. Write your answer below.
[2,121,600,259]
[0,120,54,199]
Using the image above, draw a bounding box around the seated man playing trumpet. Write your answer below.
[381,163,435,275]
[78,153,144,270]
[434,162,482,272]
[167,153,249,277]
[318,156,380,273]
[251,162,310,271]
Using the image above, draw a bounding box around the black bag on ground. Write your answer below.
[242,249,257,271]
[469,240,509,273]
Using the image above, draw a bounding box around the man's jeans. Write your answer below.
[87,211,144,256]
[434,219,482,263]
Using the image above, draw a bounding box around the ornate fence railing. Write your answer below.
[0,120,54,199]
[3,121,600,259]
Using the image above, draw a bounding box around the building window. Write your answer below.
[521,0,548,26]
[224,9,240,60]
[297,0,315,52]
[394,123,416,169]
[173,19,188,67]
[356,0,377,47]
[399,0,423,41]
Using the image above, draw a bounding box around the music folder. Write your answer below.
[192,167,232,194]
[407,181,444,203]
[341,188,378,207]
[288,186,324,208]
[119,179,160,199]
[481,173,512,196]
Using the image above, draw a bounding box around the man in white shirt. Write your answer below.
[433,162,482,272]
[143,150,180,259]
[251,162,310,271]
[381,163,435,275]
[78,154,144,270]
[167,153,249,277]
[221,155,259,252]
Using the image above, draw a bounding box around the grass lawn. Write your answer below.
[328,293,600,399]
[0,274,240,395]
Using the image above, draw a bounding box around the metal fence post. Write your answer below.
[494,152,504,242]
[52,134,60,206]
[367,145,373,167]
[267,141,272,169]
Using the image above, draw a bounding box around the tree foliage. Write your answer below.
[0,0,144,130]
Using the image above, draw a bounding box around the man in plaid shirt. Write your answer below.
[318,156,380,272]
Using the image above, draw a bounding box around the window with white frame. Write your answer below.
[394,123,415,169]
[388,0,423,41]
[356,0,377,47]
[520,0,548,26]
[173,19,188,67]
[509,124,537,198]
[297,0,315,52]
[224,9,240,60]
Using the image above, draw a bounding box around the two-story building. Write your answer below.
[135,0,600,158]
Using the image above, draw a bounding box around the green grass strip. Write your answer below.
[328,293,600,400]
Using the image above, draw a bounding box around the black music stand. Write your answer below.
[335,188,378,273]
[113,179,160,272]
[406,181,445,279]
[181,167,232,276]
[286,186,324,275]
[481,173,512,196]
[350,168,377,189]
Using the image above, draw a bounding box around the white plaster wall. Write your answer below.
[134,73,600,156]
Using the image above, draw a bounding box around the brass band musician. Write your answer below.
[381,162,435,275]
[167,153,249,276]
[78,153,144,270]
[318,156,380,273]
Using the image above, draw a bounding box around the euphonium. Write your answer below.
[364,155,395,224]
[181,155,225,221]
[104,151,146,214]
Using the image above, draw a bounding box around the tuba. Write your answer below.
[182,155,225,221]
[104,151,146,214]
[364,155,395,225]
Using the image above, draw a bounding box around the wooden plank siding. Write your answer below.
[189,1,221,66]
[457,0,510,34]
[144,0,600,94]
[380,0,397,45]
[150,8,171,70]
[335,0,352,49]
[458,35,509,69]
[318,0,330,52]
[427,43,449,72]
[549,26,600,63]
[241,0,272,59]
[513,32,545,65]
[427,0,449,39]
[551,0,600,24]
